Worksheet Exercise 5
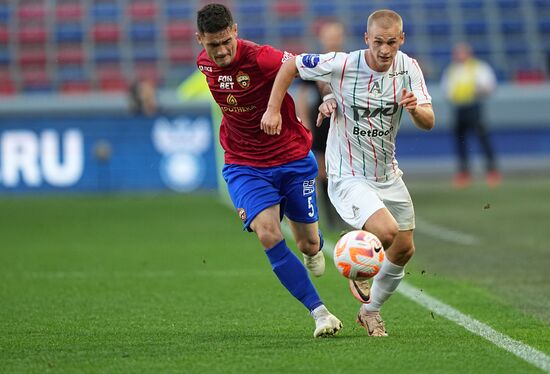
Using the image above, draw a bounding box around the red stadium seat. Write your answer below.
[17,4,46,20]
[18,49,48,66]
[96,65,127,91]
[18,26,48,44]
[134,63,162,83]
[92,23,120,42]
[0,68,16,94]
[57,46,85,64]
[128,2,158,19]
[21,69,52,90]
[0,78,17,95]
[165,21,194,41]
[274,2,304,16]
[55,3,83,20]
[168,47,195,63]
[0,25,8,44]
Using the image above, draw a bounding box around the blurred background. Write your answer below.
[0,0,549,194]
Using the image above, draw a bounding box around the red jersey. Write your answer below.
[197,39,312,167]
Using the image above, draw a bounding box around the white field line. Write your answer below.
[415,217,479,246]
[398,282,550,373]
[314,229,550,373]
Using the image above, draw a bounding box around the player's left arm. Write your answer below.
[260,57,298,135]
[399,89,435,131]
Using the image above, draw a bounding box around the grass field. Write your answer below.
[1,177,549,373]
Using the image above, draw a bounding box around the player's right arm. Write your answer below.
[262,52,339,135]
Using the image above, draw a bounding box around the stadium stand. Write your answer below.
[0,0,547,95]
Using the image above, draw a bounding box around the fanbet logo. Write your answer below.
[0,129,84,188]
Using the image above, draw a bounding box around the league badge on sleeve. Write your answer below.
[302,54,320,68]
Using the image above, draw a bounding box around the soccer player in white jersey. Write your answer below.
[261,9,435,336]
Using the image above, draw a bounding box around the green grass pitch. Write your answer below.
[0,178,549,373]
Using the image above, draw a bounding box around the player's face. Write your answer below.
[197,24,238,68]
[364,22,404,72]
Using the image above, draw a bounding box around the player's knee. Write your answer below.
[391,244,415,265]
[378,225,398,249]
[255,225,284,249]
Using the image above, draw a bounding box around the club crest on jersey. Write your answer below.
[369,81,382,97]
[237,208,247,222]
[302,54,320,68]
[227,94,238,106]
[236,71,251,90]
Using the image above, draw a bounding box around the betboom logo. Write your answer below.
[0,129,84,188]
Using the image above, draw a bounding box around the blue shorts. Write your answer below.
[222,152,319,231]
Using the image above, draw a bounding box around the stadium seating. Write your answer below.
[0,0,547,95]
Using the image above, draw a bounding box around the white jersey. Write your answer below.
[296,50,431,182]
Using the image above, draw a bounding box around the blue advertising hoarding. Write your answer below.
[0,114,218,193]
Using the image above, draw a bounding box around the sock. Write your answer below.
[265,239,323,312]
[363,258,405,312]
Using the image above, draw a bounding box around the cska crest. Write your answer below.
[236,71,251,90]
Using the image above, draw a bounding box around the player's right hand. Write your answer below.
[316,98,337,127]
[260,108,282,135]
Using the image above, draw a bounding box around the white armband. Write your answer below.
[322,93,335,102]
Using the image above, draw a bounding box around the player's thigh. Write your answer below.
[280,153,319,225]
[249,205,284,248]
[222,164,283,232]
[379,178,415,231]
[327,176,386,229]
[362,207,399,247]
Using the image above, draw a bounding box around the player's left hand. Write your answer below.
[399,88,417,113]
[260,108,283,135]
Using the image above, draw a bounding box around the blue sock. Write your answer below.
[318,229,324,252]
[265,239,323,312]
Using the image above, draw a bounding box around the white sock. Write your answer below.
[363,259,404,312]
[311,304,328,319]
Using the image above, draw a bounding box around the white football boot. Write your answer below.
[303,250,325,277]
[311,305,343,338]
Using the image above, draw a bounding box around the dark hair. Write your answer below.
[197,3,234,34]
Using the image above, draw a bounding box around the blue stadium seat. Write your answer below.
[538,19,550,33]
[501,20,524,35]
[0,4,9,23]
[311,1,338,15]
[426,21,451,35]
[165,2,193,20]
[464,21,487,35]
[278,21,305,38]
[94,45,121,63]
[91,3,120,21]
[129,23,157,41]
[496,0,521,10]
[0,49,10,65]
[237,3,267,16]
[460,0,484,9]
[132,45,158,62]
[55,23,84,43]
[58,66,88,82]
[239,25,267,39]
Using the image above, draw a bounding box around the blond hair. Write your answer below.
[367,9,403,33]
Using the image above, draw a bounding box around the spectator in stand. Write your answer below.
[441,42,501,188]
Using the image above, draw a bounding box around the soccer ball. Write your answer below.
[333,230,385,280]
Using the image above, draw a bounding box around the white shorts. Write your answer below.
[327,175,415,231]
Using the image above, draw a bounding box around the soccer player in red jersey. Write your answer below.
[195,3,341,337]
